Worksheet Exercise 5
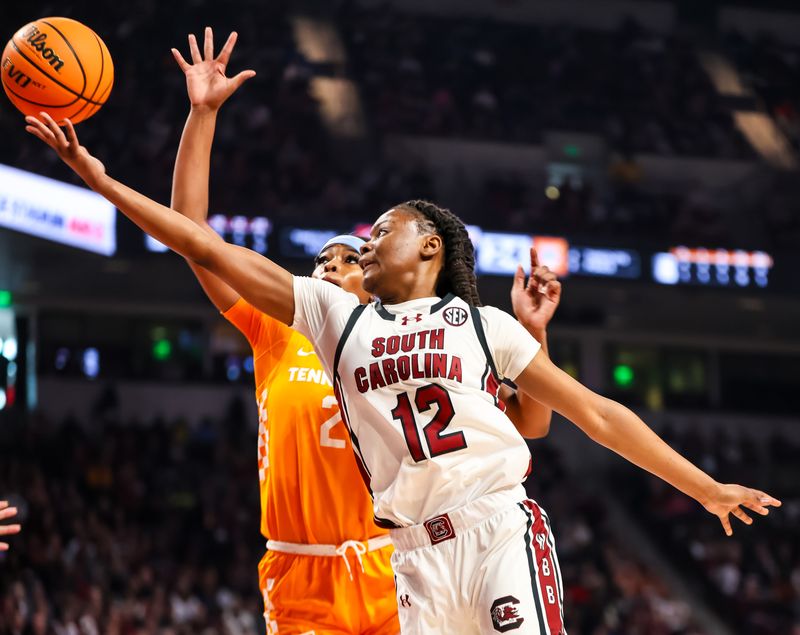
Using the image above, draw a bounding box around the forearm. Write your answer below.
[95,173,215,263]
[593,398,719,505]
[171,107,217,224]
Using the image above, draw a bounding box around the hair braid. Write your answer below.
[400,200,482,307]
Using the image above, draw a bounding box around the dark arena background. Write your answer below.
[1,0,799,633]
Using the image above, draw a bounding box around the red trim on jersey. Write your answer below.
[523,500,564,635]
[483,368,507,412]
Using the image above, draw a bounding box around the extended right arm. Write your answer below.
[25,113,296,325]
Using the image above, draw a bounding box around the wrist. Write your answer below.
[189,104,219,117]
[695,479,722,508]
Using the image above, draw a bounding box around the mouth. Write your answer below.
[320,274,342,288]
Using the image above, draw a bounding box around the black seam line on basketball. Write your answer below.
[518,502,548,635]
[40,19,87,95]
[468,306,499,379]
[9,40,103,106]
[3,79,80,108]
[430,292,455,314]
[65,58,109,122]
[86,32,105,103]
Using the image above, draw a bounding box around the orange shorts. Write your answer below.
[258,544,399,635]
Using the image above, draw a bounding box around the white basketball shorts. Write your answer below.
[390,486,565,635]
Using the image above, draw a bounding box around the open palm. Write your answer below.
[172,27,255,111]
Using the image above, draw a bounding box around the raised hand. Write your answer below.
[172,27,256,111]
[0,501,21,551]
[25,113,106,188]
[703,483,782,536]
[511,247,562,335]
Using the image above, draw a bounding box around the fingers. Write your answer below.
[731,507,753,526]
[25,117,56,146]
[40,112,68,146]
[718,513,733,537]
[63,118,79,146]
[0,503,15,520]
[0,502,7,511]
[232,69,257,89]
[217,31,238,65]
[0,523,21,536]
[171,47,190,72]
[203,26,214,60]
[530,247,540,269]
[756,491,782,507]
[188,33,202,64]
[512,264,525,292]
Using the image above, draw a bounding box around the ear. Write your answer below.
[420,233,443,260]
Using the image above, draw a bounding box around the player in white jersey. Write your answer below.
[27,113,782,635]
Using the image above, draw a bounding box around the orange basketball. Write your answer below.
[1,17,113,124]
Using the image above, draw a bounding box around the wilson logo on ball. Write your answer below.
[21,26,65,72]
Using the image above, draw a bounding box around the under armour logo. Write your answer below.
[399,594,411,608]
[400,313,423,326]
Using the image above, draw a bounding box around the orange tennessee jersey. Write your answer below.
[224,297,387,545]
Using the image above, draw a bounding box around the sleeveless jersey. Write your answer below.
[291,277,541,528]
[223,297,388,544]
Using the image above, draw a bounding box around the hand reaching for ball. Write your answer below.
[25,113,106,189]
[172,27,256,112]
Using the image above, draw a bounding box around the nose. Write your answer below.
[323,259,338,272]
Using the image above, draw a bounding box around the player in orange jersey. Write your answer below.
[0,501,21,551]
[165,29,560,635]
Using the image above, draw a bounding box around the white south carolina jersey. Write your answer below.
[291,276,541,528]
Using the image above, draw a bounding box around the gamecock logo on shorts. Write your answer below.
[443,306,468,327]
[423,513,455,544]
[490,596,524,632]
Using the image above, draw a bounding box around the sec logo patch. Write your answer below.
[443,306,468,326]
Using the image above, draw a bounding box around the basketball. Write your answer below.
[1,17,113,124]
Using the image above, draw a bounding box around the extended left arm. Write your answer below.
[514,353,781,535]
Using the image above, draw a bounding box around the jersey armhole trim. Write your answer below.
[469,306,500,379]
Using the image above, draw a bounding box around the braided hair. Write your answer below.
[399,200,482,307]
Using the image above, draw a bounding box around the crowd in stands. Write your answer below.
[0,403,709,635]
[339,4,753,160]
[1,3,799,249]
[615,423,800,635]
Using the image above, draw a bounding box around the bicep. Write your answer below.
[513,353,607,437]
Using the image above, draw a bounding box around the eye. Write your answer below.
[315,256,328,266]
[377,228,388,237]
[346,255,360,264]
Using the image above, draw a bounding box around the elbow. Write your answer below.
[582,399,612,445]
[518,413,551,440]
[184,226,214,268]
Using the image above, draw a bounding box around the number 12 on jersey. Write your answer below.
[391,384,467,461]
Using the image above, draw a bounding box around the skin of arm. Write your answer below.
[513,352,781,535]
[501,248,561,438]
[170,29,255,312]
[26,112,297,325]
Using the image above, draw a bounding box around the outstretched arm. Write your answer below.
[26,114,296,325]
[0,501,20,551]
[170,27,255,312]
[514,352,782,536]
[502,248,561,438]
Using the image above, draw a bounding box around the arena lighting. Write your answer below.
[0,163,116,256]
[145,214,272,254]
[0,290,11,307]
[613,364,635,387]
[652,247,774,288]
